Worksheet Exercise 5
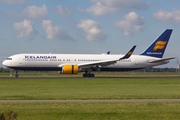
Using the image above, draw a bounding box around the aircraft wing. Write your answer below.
[148,57,176,63]
[78,45,136,68]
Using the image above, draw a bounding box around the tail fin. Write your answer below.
[140,29,173,58]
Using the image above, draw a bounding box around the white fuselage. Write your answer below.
[2,53,167,71]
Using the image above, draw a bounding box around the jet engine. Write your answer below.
[60,65,78,74]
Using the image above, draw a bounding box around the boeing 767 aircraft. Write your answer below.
[2,29,175,77]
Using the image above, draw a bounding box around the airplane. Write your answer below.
[2,29,176,77]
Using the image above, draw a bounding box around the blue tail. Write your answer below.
[140,29,173,58]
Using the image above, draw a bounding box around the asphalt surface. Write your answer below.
[0,76,180,79]
[0,99,180,102]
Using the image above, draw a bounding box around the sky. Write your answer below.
[0,0,180,68]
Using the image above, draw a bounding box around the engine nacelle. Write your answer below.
[60,65,78,74]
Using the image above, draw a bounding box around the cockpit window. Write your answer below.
[7,58,12,60]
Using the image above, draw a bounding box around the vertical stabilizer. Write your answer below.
[140,29,173,58]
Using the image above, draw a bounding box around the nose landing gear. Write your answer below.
[15,70,18,78]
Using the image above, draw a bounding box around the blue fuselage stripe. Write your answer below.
[8,67,143,71]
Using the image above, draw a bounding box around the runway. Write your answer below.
[0,76,180,79]
[0,99,180,102]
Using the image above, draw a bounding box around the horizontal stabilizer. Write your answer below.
[148,57,176,63]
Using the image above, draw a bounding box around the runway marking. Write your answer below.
[0,99,180,102]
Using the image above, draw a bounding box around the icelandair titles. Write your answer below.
[25,55,56,59]
[147,52,162,55]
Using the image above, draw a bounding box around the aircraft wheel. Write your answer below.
[86,74,90,77]
[83,73,95,77]
[83,74,86,77]
[90,74,95,77]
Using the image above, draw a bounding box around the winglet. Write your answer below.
[107,51,110,55]
[119,45,136,60]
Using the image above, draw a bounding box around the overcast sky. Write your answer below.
[0,0,180,68]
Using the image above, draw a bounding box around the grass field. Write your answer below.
[0,72,180,119]
[1,102,180,120]
[0,78,180,99]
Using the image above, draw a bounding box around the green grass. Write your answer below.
[0,78,180,100]
[1,73,180,119]
[0,102,180,120]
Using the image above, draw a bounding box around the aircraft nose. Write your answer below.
[2,60,8,66]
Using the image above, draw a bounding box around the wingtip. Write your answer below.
[119,45,136,60]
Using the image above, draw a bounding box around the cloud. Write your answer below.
[91,0,151,9]
[56,5,73,15]
[41,20,74,40]
[78,0,151,16]
[13,19,36,38]
[0,0,29,4]
[77,19,107,41]
[78,2,118,16]
[112,12,146,36]
[7,4,48,19]
[153,9,180,23]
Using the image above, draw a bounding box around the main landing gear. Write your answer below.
[15,70,18,78]
[83,71,95,77]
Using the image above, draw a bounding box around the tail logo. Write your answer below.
[153,41,167,51]
[128,51,132,55]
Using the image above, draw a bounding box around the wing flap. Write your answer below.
[78,59,117,67]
